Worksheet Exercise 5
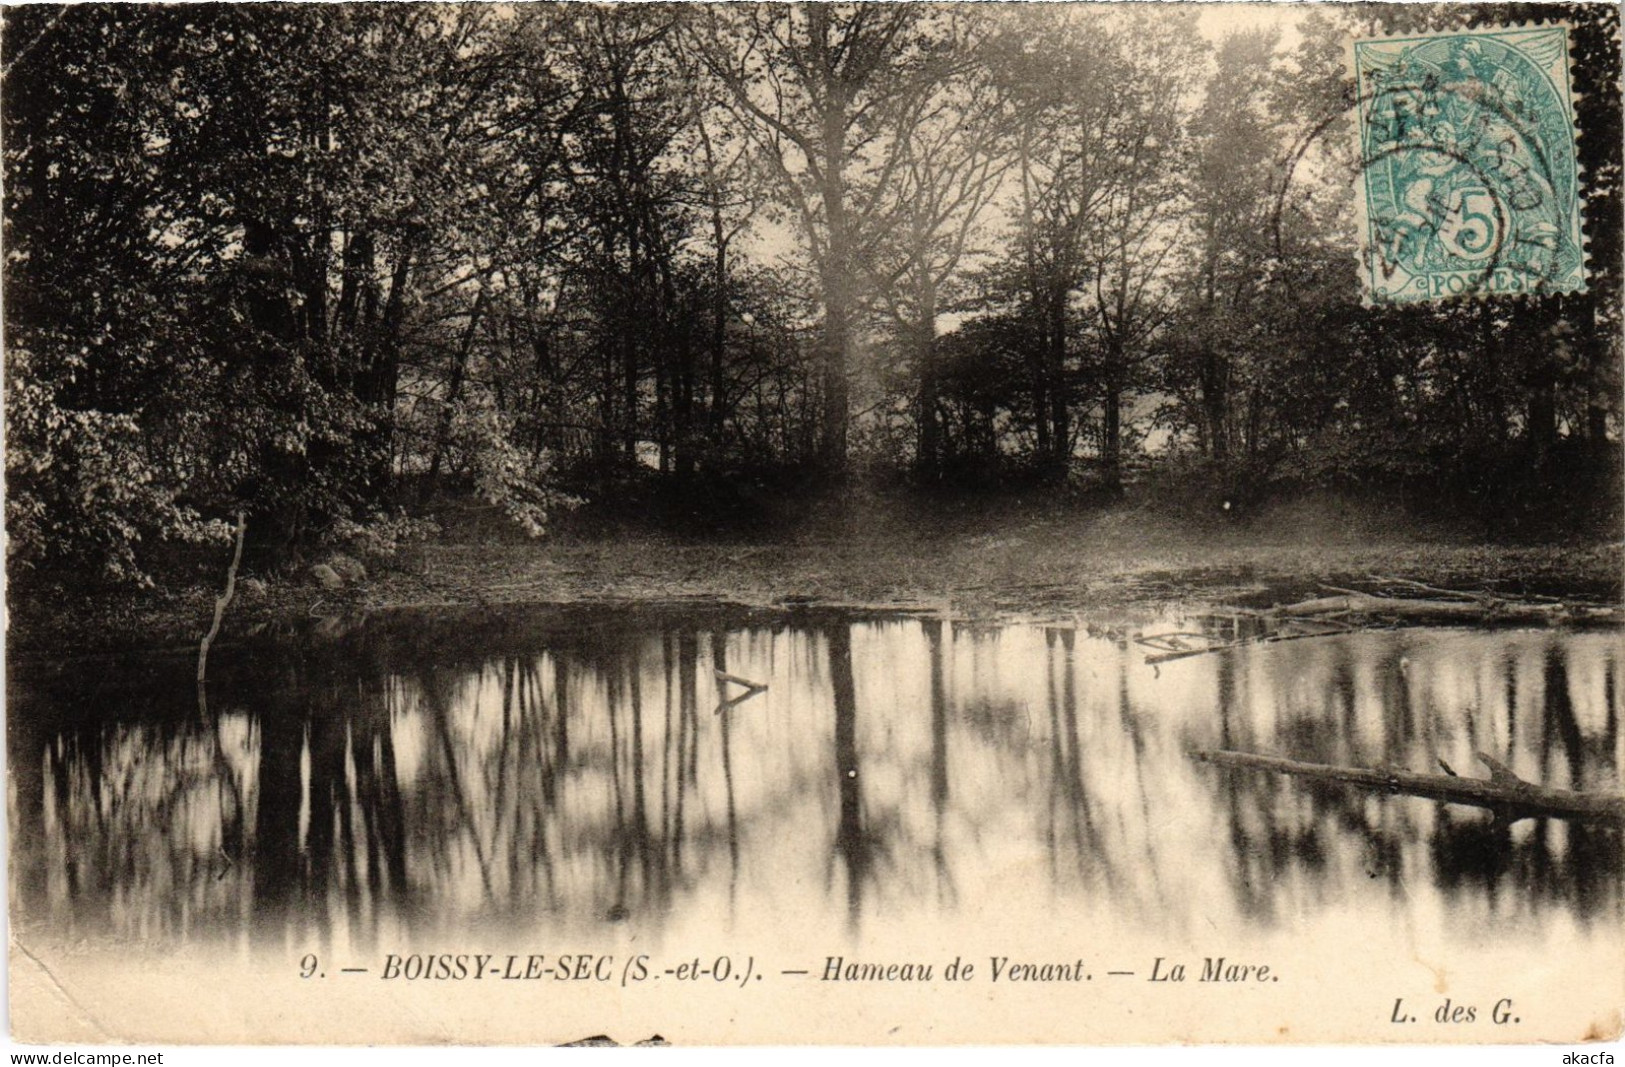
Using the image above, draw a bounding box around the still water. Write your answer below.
[8,605,1622,961]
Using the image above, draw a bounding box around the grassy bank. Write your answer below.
[8,488,1621,656]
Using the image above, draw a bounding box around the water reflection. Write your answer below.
[8,608,1621,955]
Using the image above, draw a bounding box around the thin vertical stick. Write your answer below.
[197,510,246,687]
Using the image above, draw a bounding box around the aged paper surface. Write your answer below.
[5,0,1623,1051]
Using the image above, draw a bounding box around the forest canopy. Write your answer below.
[3,2,1619,584]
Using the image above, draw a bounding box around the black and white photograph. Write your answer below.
[4,0,1622,1047]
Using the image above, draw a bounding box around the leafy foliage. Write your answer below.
[4,3,1619,585]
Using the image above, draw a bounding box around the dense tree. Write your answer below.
[1169,29,1289,467]
[700,4,969,476]
[4,2,1618,583]
[866,16,1009,478]
[1076,12,1203,492]
[967,9,1205,477]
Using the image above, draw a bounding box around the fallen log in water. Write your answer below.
[1277,594,1539,621]
[1193,749,1625,824]
[1269,593,1616,625]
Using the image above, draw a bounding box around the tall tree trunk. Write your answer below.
[708,235,729,448]
[1245,384,1263,458]
[1573,296,1612,452]
[622,256,641,466]
[915,281,941,479]
[697,116,732,467]
[673,310,696,481]
[1525,307,1559,465]
[302,95,331,351]
[428,289,487,487]
[1201,347,1228,463]
[361,238,417,499]
[243,216,310,553]
[1030,338,1052,461]
[1101,371,1123,494]
[335,228,374,392]
[1018,131,1051,464]
[653,253,687,479]
[596,233,619,474]
[917,329,942,480]
[820,256,852,477]
[652,289,672,474]
[1526,370,1557,461]
[816,21,852,480]
[1047,290,1070,472]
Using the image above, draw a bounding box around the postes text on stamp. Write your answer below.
[1353,24,1585,304]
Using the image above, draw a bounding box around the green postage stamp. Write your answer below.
[1352,24,1585,304]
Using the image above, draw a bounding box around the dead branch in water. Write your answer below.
[714,668,767,691]
[714,688,766,715]
[1366,575,1495,602]
[1134,631,1227,659]
[1139,617,1357,665]
[197,511,246,691]
[1143,626,1356,665]
[1142,576,1614,670]
[713,668,767,714]
[1194,749,1625,824]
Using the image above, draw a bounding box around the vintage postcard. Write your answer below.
[5,0,1622,1049]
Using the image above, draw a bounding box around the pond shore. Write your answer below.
[9,494,1621,657]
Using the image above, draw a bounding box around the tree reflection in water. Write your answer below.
[8,609,1621,955]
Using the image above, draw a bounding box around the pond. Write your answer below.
[8,604,1622,1006]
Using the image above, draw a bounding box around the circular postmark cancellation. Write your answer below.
[1352,25,1586,305]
